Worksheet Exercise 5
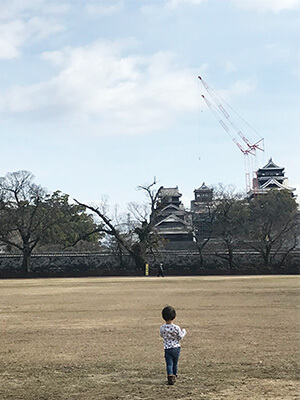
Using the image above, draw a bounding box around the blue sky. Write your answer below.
[1,0,299,210]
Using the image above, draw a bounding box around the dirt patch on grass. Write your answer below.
[0,276,299,399]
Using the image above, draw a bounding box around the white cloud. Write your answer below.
[0,0,42,20]
[0,0,67,59]
[223,61,237,74]
[165,0,206,9]
[0,40,201,135]
[86,1,124,16]
[0,17,63,59]
[0,0,69,20]
[0,20,25,58]
[41,49,66,66]
[231,0,300,12]
[159,0,300,12]
[229,80,256,97]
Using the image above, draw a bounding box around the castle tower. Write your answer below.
[253,158,296,196]
[190,183,214,239]
[191,182,213,212]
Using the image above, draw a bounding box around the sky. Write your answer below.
[1,0,299,211]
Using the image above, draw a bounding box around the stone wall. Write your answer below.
[0,250,299,278]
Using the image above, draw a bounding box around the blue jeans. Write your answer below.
[164,347,181,376]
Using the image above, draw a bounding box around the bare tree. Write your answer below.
[75,179,164,271]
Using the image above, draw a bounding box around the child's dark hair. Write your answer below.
[162,306,176,321]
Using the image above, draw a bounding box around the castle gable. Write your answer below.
[155,214,190,228]
[261,178,287,190]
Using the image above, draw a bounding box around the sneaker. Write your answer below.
[167,375,176,385]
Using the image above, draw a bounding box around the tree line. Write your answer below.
[193,184,299,271]
[0,171,299,275]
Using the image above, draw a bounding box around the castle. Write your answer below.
[154,158,296,243]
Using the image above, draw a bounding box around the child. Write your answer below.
[160,305,186,385]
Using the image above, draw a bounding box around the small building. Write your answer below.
[154,187,193,242]
[191,182,213,212]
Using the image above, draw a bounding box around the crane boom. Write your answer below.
[199,76,264,153]
[198,76,264,192]
[202,94,250,155]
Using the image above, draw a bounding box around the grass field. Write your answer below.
[0,275,299,400]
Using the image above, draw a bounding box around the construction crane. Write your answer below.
[198,76,264,193]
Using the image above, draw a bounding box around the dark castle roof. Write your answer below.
[258,158,284,173]
[194,182,211,192]
[159,187,182,198]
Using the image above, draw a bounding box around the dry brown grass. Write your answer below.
[0,275,299,399]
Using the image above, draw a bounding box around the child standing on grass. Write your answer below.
[160,305,186,385]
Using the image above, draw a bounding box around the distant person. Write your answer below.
[160,306,187,385]
[157,262,164,277]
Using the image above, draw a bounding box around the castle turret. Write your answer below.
[252,158,296,196]
[191,182,213,212]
